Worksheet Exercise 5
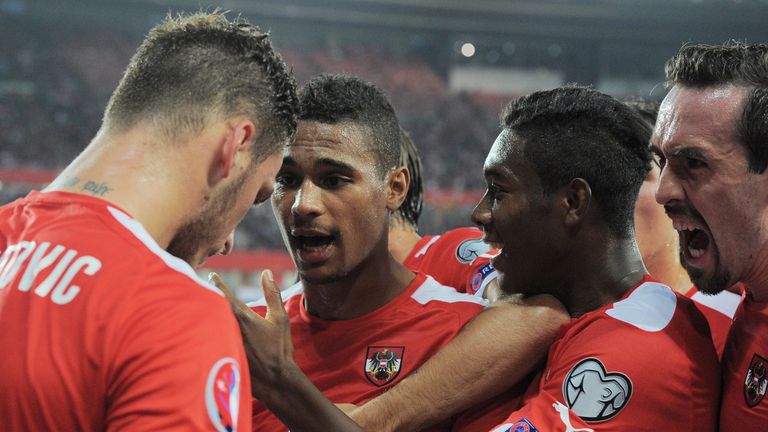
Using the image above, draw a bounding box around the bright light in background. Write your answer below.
[461,42,476,57]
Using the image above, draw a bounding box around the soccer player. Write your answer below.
[474,87,719,431]
[248,74,485,430]
[0,11,297,431]
[388,128,497,298]
[653,42,768,430]
[629,99,740,357]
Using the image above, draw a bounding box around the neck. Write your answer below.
[388,222,421,263]
[556,235,648,318]
[44,127,204,248]
[643,249,692,295]
[742,242,768,302]
[303,244,415,320]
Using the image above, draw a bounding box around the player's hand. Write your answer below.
[210,271,296,398]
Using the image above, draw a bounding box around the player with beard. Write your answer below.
[653,42,768,430]
[628,99,740,358]
[0,11,297,431]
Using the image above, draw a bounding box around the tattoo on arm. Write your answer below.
[81,181,113,197]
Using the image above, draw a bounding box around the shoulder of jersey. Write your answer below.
[603,281,678,332]
[439,227,493,265]
[410,275,488,308]
[106,206,224,297]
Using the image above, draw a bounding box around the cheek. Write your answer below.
[271,193,291,223]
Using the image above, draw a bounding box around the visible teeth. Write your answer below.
[672,220,698,232]
[689,247,704,258]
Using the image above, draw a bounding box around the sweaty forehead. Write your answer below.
[653,84,748,155]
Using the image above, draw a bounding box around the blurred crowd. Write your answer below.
[0,25,498,247]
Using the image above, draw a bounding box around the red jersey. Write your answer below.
[685,286,742,358]
[719,292,768,431]
[0,191,251,431]
[491,277,720,432]
[404,227,497,296]
[249,272,486,431]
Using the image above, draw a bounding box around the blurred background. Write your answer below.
[1,0,765,299]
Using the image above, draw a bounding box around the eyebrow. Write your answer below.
[669,147,707,160]
[280,156,356,172]
[315,157,355,172]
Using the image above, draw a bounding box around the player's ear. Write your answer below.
[561,178,591,230]
[209,117,256,185]
[386,165,410,211]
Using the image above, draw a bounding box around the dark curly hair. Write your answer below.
[665,41,768,173]
[502,86,653,238]
[105,10,298,162]
[298,73,401,175]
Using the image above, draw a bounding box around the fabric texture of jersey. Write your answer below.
[491,276,720,432]
[403,227,496,296]
[685,285,742,358]
[0,191,251,431]
[719,292,768,431]
[249,272,486,431]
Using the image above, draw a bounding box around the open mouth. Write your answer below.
[296,234,335,251]
[674,221,711,265]
[290,228,338,264]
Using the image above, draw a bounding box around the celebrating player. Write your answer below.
[0,11,297,431]
[247,73,485,430]
[653,41,768,430]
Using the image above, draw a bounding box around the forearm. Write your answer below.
[350,295,568,431]
[257,362,365,432]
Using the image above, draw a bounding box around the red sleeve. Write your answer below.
[410,228,496,295]
[104,279,251,432]
[464,256,497,297]
[492,309,719,431]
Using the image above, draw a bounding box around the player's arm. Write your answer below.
[213,272,364,432]
[349,294,569,432]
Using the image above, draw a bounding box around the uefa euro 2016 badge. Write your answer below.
[455,238,492,264]
[745,353,768,408]
[562,358,632,422]
[206,358,241,432]
[364,346,405,386]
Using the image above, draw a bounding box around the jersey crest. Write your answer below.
[455,238,491,264]
[562,358,632,423]
[206,358,241,432]
[365,346,404,386]
[744,353,768,408]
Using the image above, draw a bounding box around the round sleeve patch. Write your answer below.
[206,358,242,432]
[455,238,492,264]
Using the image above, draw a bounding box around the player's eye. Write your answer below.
[275,173,298,188]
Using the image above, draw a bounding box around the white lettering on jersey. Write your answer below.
[0,241,36,288]
[0,241,102,304]
[553,401,594,432]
